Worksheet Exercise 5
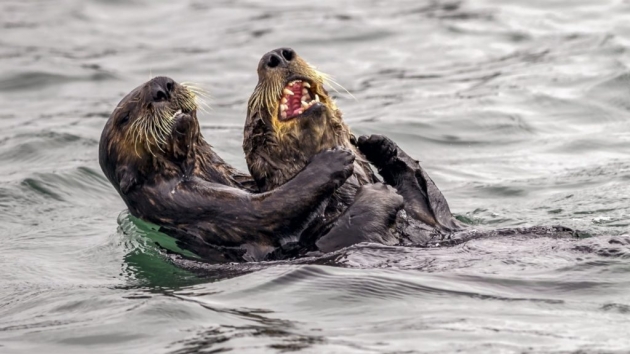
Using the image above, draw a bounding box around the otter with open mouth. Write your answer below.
[244,48,466,252]
[99,76,357,262]
[244,48,582,252]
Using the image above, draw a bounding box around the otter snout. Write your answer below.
[150,76,177,102]
[262,47,296,69]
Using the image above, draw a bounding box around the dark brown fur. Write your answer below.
[100,76,356,262]
[244,49,406,251]
[243,49,464,251]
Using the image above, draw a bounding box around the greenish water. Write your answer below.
[1,0,629,353]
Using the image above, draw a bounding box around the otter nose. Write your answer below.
[150,77,176,102]
[263,47,296,69]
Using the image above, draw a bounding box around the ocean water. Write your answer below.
[1,0,629,353]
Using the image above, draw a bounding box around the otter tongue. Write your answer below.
[286,81,304,118]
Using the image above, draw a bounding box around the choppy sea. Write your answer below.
[1,0,629,353]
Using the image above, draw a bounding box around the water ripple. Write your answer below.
[2,0,630,353]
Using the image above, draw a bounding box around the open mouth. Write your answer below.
[278,78,320,121]
[170,107,193,120]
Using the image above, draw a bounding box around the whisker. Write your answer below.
[181,83,212,97]
[317,70,356,101]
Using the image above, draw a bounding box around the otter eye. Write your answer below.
[120,113,130,125]
[282,49,294,61]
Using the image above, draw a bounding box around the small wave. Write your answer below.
[17,167,114,204]
[0,71,117,92]
[0,131,98,168]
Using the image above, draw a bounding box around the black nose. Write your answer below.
[263,47,296,69]
[150,77,176,102]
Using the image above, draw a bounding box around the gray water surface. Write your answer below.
[1,0,630,353]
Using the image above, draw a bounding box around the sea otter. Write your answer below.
[99,76,369,262]
[243,48,464,251]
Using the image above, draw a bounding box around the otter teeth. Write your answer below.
[280,103,289,119]
[278,80,319,119]
[172,109,182,119]
[301,100,316,110]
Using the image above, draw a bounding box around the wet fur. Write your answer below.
[244,49,405,251]
[243,50,579,255]
[100,77,356,262]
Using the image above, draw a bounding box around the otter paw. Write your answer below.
[309,147,355,188]
[169,112,197,160]
[357,134,399,169]
[172,112,194,136]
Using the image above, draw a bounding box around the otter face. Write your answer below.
[99,76,199,194]
[112,76,197,156]
[247,48,342,140]
[244,49,361,191]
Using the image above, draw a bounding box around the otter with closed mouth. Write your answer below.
[243,48,463,253]
[99,76,359,262]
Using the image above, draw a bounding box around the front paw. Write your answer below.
[357,134,398,169]
[169,113,196,159]
[309,147,355,188]
[172,112,195,136]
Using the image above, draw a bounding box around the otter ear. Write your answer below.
[116,165,138,195]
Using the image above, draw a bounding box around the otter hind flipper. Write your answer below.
[357,134,463,232]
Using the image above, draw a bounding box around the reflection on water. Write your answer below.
[1,0,629,353]
[118,212,203,289]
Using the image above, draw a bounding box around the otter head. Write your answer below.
[99,76,199,197]
[245,48,351,159]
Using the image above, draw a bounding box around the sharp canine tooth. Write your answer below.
[283,88,294,96]
[315,94,320,102]
[303,82,311,88]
